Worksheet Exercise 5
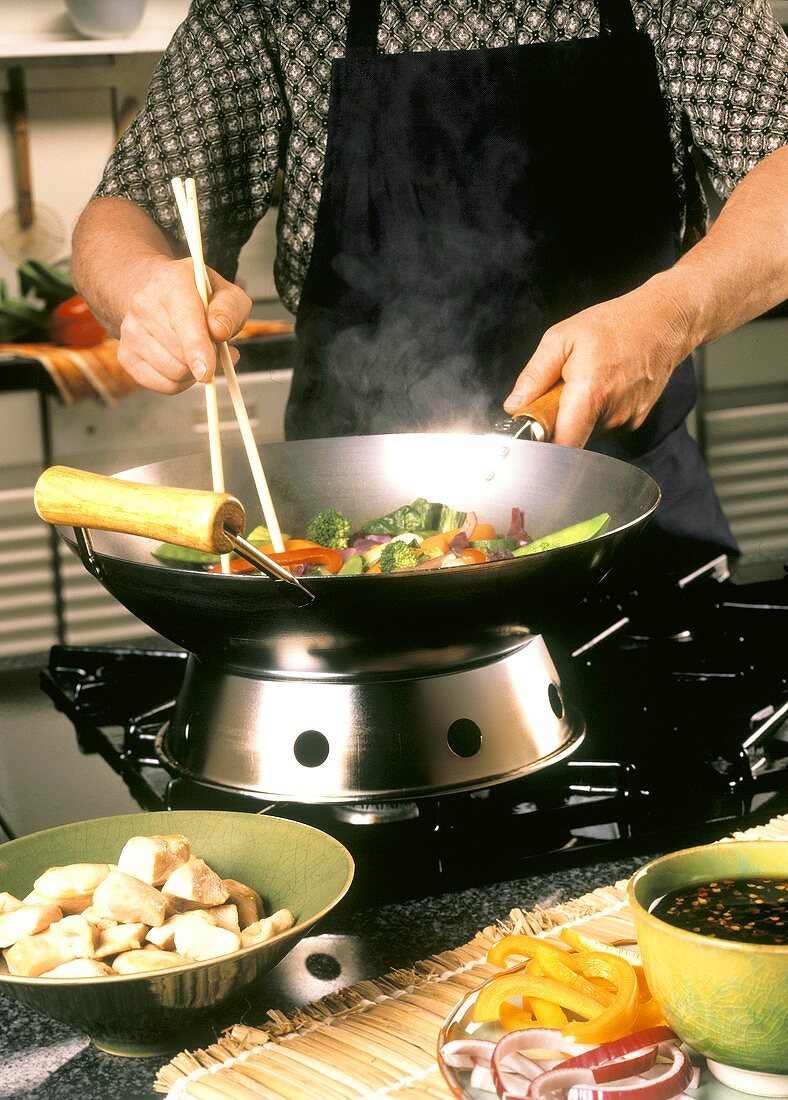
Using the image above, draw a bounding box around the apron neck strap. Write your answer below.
[347,0,381,52]
[345,0,637,53]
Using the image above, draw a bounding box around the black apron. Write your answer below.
[287,0,737,566]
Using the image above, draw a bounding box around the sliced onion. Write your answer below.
[558,1030,678,1072]
[591,1048,658,1083]
[440,1037,496,1070]
[566,1045,692,1100]
[460,511,478,540]
[440,554,466,568]
[529,1066,598,1097]
[471,1064,498,1092]
[493,1031,564,1100]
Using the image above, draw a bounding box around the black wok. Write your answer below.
[36,433,659,678]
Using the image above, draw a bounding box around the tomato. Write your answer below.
[51,296,106,347]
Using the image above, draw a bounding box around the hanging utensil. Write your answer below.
[0,68,66,263]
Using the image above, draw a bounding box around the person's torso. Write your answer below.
[268,0,697,313]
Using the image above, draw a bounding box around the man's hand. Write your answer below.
[117,257,252,394]
[503,280,694,448]
[504,146,788,447]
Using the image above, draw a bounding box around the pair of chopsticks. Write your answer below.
[170,176,285,575]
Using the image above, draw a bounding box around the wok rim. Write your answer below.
[59,437,662,583]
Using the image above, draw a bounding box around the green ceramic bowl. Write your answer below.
[629,840,788,1074]
[0,810,354,1056]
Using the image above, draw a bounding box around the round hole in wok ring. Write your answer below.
[59,434,660,678]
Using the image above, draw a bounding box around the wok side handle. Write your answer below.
[34,465,315,604]
[34,465,245,554]
[499,380,565,442]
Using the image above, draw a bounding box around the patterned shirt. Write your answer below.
[96,0,788,315]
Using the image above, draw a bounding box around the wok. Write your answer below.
[36,433,660,679]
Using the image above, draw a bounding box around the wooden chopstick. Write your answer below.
[170,177,230,574]
[173,176,286,555]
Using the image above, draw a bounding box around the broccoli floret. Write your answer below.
[306,509,352,549]
[379,540,421,573]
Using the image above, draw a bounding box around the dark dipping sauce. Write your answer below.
[650,877,788,945]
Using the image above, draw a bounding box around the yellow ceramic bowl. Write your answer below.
[628,840,788,1074]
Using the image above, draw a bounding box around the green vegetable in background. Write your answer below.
[246,525,292,545]
[0,261,75,343]
[512,513,610,557]
[471,538,518,554]
[360,498,466,536]
[339,555,365,575]
[18,260,75,309]
[306,509,352,549]
[151,543,220,566]
[379,540,421,572]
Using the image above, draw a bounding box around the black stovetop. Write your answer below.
[33,553,788,905]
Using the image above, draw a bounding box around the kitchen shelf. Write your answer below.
[0,0,189,61]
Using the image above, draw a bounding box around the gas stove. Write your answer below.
[38,554,788,905]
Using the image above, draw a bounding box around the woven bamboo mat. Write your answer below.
[156,813,788,1099]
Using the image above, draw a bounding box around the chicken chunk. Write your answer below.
[117,834,190,886]
[49,915,98,959]
[0,903,63,949]
[145,909,216,951]
[42,959,114,978]
[208,903,240,934]
[174,920,241,962]
[94,923,148,959]
[112,949,188,974]
[162,858,228,912]
[0,893,22,915]
[221,879,263,929]
[92,871,166,928]
[240,909,296,948]
[4,932,78,977]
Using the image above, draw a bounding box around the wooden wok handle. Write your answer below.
[509,380,565,441]
[34,466,246,554]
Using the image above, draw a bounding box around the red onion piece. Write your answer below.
[493,1031,565,1100]
[460,511,478,540]
[565,1045,692,1100]
[559,1030,678,1073]
[440,1037,496,1070]
[591,1048,658,1083]
[414,554,447,570]
[529,1066,598,1097]
[687,1067,700,1090]
[450,531,470,554]
[471,1064,498,1092]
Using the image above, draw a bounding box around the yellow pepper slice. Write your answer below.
[488,935,611,1006]
[559,928,650,998]
[473,972,606,1024]
[631,996,668,1031]
[521,960,569,1028]
[560,952,640,1043]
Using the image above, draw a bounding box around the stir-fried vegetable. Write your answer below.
[152,498,611,578]
[306,509,352,549]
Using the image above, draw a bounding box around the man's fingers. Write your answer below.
[551,379,600,449]
[206,274,252,343]
[504,329,567,415]
[166,291,218,383]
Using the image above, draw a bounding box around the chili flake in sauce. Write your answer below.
[649,877,787,945]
